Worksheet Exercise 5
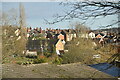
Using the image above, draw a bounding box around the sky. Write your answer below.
[1,2,119,30]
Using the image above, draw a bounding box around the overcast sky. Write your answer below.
[1,2,118,30]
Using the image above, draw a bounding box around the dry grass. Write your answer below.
[62,38,117,65]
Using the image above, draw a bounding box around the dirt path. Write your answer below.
[2,63,112,78]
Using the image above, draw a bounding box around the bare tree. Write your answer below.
[19,3,26,28]
[2,12,9,26]
[19,3,27,52]
[45,0,120,28]
[19,3,27,36]
[8,8,18,26]
[0,11,2,26]
[2,8,18,26]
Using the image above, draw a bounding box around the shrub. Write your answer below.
[33,59,45,64]
[16,61,23,65]
[62,38,96,64]
[52,57,63,65]
[44,52,52,57]
[33,57,47,64]
[15,57,34,65]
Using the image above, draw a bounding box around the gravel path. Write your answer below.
[2,63,112,78]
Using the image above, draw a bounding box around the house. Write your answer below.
[58,34,64,40]
[89,32,95,39]
[55,39,65,55]
[66,34,73,41]
[80,33,89,38]
[61,30,67,41]
[46,32,53,39]
[15,28,20,36]
[95,33,107,45]
[56,39,65,51]
[63,29,77,41]
[73,33,77,38]
[27,27,32,33]
[95,33,104,38]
